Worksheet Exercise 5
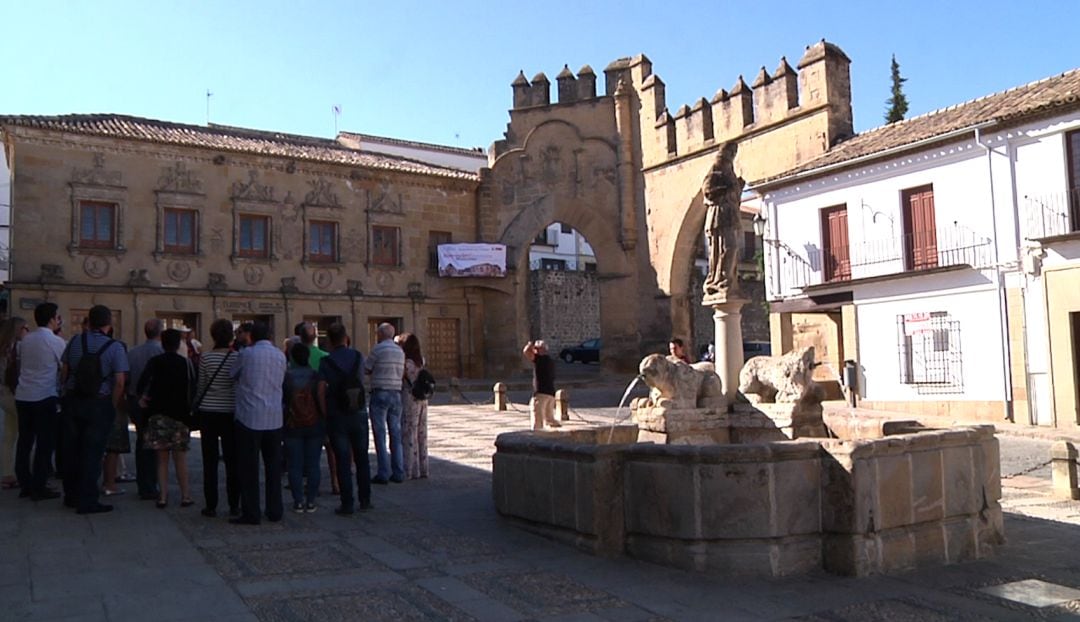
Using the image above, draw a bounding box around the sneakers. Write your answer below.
[304,503,317,513]
[292,502,305,514]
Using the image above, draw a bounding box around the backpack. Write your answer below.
[287,376,322,428]
[410,368,436,401]
[73,333,116,398]
[325,351,364,412]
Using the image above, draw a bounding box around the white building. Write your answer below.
[753,67,1080,428]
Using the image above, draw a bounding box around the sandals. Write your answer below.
[0,479,18,491]
[156,499,167,509]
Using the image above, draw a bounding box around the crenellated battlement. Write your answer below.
[511,64,600,109]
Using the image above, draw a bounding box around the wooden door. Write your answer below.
[427,318,461,379]
[820,204,850,281]
[902,186,938,270]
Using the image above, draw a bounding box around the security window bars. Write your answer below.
[308,220,337,263]
[429,230,452,271]
[164,208,196,254]
[79,200,116,249]
[239,215,269,258]
[897,311,963,394]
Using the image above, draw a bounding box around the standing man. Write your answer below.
[365,322,405,484]
[234,321,254,352]
[126,319,164,501]
[14,303,65,500]
[523,340,559,430]
[319,323,371,514]
[62,305,128,514]
[229,321,286,525]
[300,322,328,372]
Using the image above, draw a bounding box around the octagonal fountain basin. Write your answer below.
[492,423,1003,577]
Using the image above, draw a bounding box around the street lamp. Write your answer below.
[752,212,767,238]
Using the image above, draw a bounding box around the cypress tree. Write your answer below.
[885,54,909,123]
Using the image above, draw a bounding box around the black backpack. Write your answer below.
[410,368,436,401]
[73,333,116,398]
[325,351,364,412]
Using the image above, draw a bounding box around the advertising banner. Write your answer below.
[437,244,507,277]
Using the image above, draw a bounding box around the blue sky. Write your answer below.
[3,1,1078,150]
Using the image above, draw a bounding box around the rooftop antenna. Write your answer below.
[332,105,341,135]
[206,89,213,125]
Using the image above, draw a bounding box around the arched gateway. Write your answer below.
[478,41,855,375]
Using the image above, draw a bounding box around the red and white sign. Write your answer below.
[903,312,933,336]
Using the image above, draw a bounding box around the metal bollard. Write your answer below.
[555,389,569,421]
[494,382,508,411]
[1052,440,1080,500]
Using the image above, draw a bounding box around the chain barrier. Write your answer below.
[1001,458,1053,480]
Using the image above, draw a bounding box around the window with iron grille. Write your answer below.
[541,258,566,271]
[896,311,963,393]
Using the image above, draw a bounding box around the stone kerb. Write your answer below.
[818,425,1003,576]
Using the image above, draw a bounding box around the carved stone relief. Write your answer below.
[83,256,109,279]
[127,269,150,287]
[368,184,403,214]
[304,178,340,208]
[375,272,393,291]
[243,265,264,286]
[167,261,191,283]
[72,153,122,186]
[342,228,362,261]
[209,228,226,254]
[157,162,203,193]
[39,264,64,283]
[208,273,227,290]
[280,277,299,294]
[312,269,333,290]
[231,170,275,201]
[282,192,299,222]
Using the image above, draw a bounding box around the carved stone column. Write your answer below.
[708,295,747,403]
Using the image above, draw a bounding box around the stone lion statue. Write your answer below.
[739,346,824,404]
[634,354,725,410]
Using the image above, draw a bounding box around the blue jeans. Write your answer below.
[328,411,371,511]
[284,422,324,505]
[368,390,403,481]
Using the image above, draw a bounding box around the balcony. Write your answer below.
[772,225,993,292]
[1023,188,1080,240]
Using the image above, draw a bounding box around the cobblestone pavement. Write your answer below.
[4,392,1080,621]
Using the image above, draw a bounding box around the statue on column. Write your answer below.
[702,141,745,301]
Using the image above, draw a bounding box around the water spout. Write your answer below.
[607,374,644,444]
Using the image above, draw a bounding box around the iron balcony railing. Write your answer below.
[1022,188,1080,240]
[775,224,993,291]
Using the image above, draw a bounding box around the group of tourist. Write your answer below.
[0,302,431,523]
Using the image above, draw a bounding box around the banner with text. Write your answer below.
[437,244,507,278]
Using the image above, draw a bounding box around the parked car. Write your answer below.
[743,341,772,362]
[559,338,601,364]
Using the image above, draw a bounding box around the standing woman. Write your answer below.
[0,317,29,489]
[138,329,195,508]
[399,333,429,479]
[197,319,239,518]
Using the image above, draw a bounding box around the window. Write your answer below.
[308,221,337,263]
[163,208,196,254]
[541,258,566,271]
[79,201,116,249]
[1067,130,1080,229]
[372,225,400,266]
[901,185,937,271]
[897,311,963,393]
[239,215,269,258]
[560,222,572,234]
[742,231,757,262]
[584,262,597,272]
[429,230,452,271]
[821,204,850,281]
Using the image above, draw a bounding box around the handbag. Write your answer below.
[188,351,231,431]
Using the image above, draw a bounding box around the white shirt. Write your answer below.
[15,327,66,402]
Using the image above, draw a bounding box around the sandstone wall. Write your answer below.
[527,269,601,354]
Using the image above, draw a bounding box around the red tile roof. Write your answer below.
[0,114,479,182]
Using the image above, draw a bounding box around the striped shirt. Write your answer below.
[365,339,404,391]
[196,349,236,413]
[230,339,286,430]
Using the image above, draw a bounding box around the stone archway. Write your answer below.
[480,117,642,374]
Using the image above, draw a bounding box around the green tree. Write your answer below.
[885,54,909,123]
